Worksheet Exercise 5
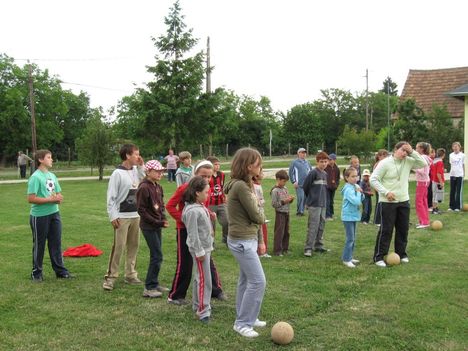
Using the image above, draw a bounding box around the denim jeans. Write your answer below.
[295,187,305,214]
[342,221,357,262]
[142,228,163,290]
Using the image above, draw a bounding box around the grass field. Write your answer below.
[1,178,467,350]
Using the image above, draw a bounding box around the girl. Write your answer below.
[224,148,267,338]
[449,142,465,211]
[253,168,271,257]
[136,160,169,298]
[182,176,214,323]
[415,142,432,228]
[341,167,364,268]
[27,149,71,281]
[372,149,388,226]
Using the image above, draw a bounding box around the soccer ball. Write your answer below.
[271,321,294,345]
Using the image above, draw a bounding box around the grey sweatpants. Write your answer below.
[227,238,266,329]
[191,252,212,320]
[305,206,326,251]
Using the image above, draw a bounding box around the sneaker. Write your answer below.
[416,224,430,229]
[325,217,334,221]
[375,260,386,267]
[167,298,189,306]
[31,275,43,283]
[454,209,460,212]
[124,277,142,285]
[260,253,272,258]
[304,250,312,257]
[102,279,114,291]
[214,292,228,301]
[343,261,356,268]
[233,325,259,338]
[361,221,369,225]
[56,273,74,279]
[314,247,330,253]
[142,288,162,298]
[253,319,267,328]
[274,253,283,257]
[156,285,170,293]
[200,317,210,324]
[375,224,381,227]
[401,257,410,263]
[351,259,360,264]
[447,208,453,212]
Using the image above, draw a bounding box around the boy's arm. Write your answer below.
[271,188,282,209]
[166,185,185,223]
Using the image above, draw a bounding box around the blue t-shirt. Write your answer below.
[27,169,61,217]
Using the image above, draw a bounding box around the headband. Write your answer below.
[194,160,213,173]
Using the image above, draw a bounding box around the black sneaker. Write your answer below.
[200,317,210,324]
[56,273,74,279]
[31,275,43,283]
[314,248,330,253]
[214,292,228,301]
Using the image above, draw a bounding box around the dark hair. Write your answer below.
[316,151,329,162]
[416,142,431,155]
[230,147,262,185]
[275,169,289,181]
[207,156,220,164]
[183,176,208,204]
[436,148,446,158]
[343,167,357,182]
[35,149,51,168]
[375,149,389,163]
[394,141,408,151]
[119,144,138,161]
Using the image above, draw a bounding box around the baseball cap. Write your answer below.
[297,147,306,153]
[145,160,165,171]
[362,169,371,176]
[328,153,337,160]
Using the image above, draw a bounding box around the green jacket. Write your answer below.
[370,151,427,203]
[224,179,265,243]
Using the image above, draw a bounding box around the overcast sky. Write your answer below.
[2,0,467,113]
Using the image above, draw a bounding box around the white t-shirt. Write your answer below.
[449,152,465,177]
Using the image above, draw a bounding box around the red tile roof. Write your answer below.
[400,67,468,118]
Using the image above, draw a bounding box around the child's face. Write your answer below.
[196,184,210,203]
[40,153,53,168]
[127,149,141,166]
[346,171,358,184]
[183,158,192,167]
[147,169,163,182]
[213,162,220,172]
[277,179,288,188]
[316,158,328,171]
[363,175,370,182]
[452,143,460,153]
[248,158,262,178]
[195,167,213,181]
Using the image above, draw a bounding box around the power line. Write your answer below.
[14,57,137,62]
[60,81,131,93]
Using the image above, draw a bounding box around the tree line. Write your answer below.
[0,0,463,174]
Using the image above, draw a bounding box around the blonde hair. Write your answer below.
[230,148,262,185]
[179,151,192,161]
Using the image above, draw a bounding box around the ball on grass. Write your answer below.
[385,252,400,266]
[431,220,443,231]
[271,321,294,345]
[462,204,468,212]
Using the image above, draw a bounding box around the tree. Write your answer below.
[337,126,377,160]
[379,76,398,96]
[394,99,428,145]
[426,103,463,153]
[76,114,114,180]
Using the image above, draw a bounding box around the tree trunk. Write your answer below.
[99,165,104,181]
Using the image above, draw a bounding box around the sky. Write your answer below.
[2,0,468,114]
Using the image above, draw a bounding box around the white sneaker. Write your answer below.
[375,260,386,267]
[254,319,267,327]
[260,254,272,258]
[142,288,162,298]
[401,257,410,263]
[351,259,360,264]
[416,224,430,229]
[343,261,356,268]
[454,209,460,212]
[447,208,453,212]
[233,325,259,338]
[304,250,312,257]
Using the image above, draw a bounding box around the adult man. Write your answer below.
[288,148,312,216]
[17,151,32,179]
[324,153,340,220]
[370,142,426,267]
[103,144,145,290]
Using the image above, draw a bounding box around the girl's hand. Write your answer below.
[258,243,266,255]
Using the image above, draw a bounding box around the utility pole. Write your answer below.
[206,36,211,94]
[365,68,369,131]
[28,61,37,171]
[387,81,391,151]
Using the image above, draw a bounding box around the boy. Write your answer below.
[136,160,170,298]
[324,153,340,220]
[27,149,71,281]
[175,151,193,187]
[431,148,446,214]
[343,155,361,182]
[303,152,330,257]
[103,144,145,291]
[271,170,294,256]
[206,156,229,244]
[359,169,373,224]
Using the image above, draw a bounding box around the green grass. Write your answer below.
[1,179,467,350]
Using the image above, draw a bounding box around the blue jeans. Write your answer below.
[342,221,357,262]
[326,188,336,218]
[296,186,305,214]
[142,228,163,290]
[228,238,266,329]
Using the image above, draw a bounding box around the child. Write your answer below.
[427,147,436,211]
[448,142,465,211]
[372,149,389,226]
[415,142,432,228]
[182,176,214,324]
[175,151,193,187]
[224,148,267,338]
[27,149,71,281]
[206,156,229,244]
[270,170,294,256]
[343,155,361,182]
[303,151,330,257]
[164,149,179,183]
[253,168,271,257]
[341,167,364,268]
[136,160,169,298]
[324,153,340,220]
[431,148,446,215]
[359,169,373,224]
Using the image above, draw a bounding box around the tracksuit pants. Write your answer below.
[449,176,463,210]
[191,252,212,320]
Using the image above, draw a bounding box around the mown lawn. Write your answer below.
[0,179,467,350]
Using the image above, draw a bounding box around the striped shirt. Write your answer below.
[208,172,226,206]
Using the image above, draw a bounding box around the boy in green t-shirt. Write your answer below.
[27,150,71,282]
